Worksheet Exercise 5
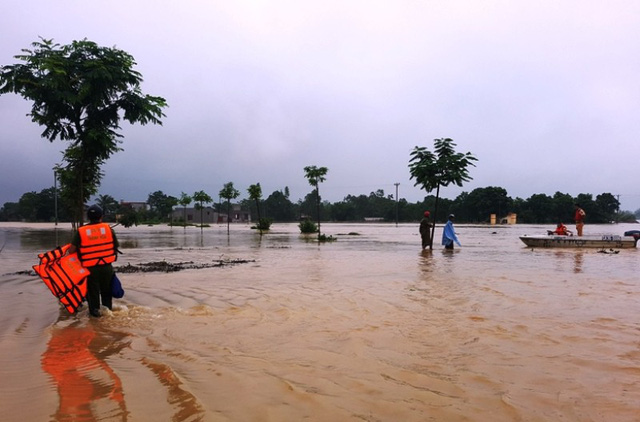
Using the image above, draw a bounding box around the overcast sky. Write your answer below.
[2,1,639,212]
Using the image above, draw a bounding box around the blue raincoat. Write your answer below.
[442,220,461,247]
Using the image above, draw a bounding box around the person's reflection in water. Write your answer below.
[573,252,584,273]
[41,322,129,421]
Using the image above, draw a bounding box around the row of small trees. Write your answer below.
[3,183,634,226]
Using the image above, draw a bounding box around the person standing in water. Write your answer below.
[68,205,119,318]
[419,211,432,249]
[442,214,461,250]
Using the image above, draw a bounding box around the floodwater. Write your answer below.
[0,221,638,422]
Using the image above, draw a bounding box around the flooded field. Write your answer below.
[1,222,638,421]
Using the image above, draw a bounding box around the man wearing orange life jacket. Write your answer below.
[550,222,573,236]
[574,203,586,236]
[68,205,119,318]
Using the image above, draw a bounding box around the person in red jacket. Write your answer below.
[68,205,119,317]
[419,211,432,249]
[548,222,573,236]
[574,204,586,236]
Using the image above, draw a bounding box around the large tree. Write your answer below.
[147,190,178,222]
[0,38,167,227]
[303,165,329,237]
[409,138,477,249]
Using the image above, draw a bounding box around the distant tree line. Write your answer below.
[1,185,637,224]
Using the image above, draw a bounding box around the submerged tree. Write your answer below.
[409,138,477,249]
[303,165,328,238]
[0,38,167,227]
[192,190,212,232]
[178,192,192,229]
[247,183,263,222]
[248,183,271,233]
[219,182,240,235]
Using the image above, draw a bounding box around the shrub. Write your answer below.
[299,219,318,234]
[317,233,336,242]
[254,217,272,232]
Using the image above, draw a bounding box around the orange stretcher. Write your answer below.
[33,244,89,314]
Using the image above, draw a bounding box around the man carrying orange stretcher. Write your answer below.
[68,205,119,318]
[33,205,119,317]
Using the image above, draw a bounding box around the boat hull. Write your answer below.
[519,235,638,249]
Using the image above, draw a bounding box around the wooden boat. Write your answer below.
[520,231,640,249]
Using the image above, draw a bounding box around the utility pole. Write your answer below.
[54,170,58,227]
[394,182,400,227]
[54,169,59,245]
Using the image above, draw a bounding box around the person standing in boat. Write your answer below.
[68,205,119,318]
[419,211,432,249]
[574,204,586,236]
[442,214,461,250]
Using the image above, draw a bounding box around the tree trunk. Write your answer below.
[429,184,441,250]
[316,187,321,237]
[227,200,231,235]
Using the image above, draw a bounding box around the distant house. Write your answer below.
[172,204,251,224]
[490,213,517,225]
[226,203,251,223]
[119,201,148,212]
[172,206,218,224]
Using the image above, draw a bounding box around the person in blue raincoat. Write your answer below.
[442,214,461,250]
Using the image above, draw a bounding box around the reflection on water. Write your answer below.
[1,222,639,421]
[41,321,129,421]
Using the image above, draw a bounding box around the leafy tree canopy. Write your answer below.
[0,38,167,225]
[409,138,477,249]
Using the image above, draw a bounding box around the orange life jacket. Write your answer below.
[554,225,569,235]
[77,223,117,267]
[33,244,89,314]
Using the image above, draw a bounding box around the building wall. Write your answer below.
[171,205,251,224]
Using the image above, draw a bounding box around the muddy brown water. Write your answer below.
[1,222,638,421]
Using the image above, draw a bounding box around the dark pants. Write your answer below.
[87,265,114,312]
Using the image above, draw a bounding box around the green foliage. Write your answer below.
[317,233,336,242]
[299,219,318,234]
[264,189,297,221]
[0,38,167,225]
[96,194,119,222]
[409,138,477,192]
[147,190,177,222]
[177,192,192,230]
[247,183,264,222]
[192,190,212,231]
[304,165,329,236]
[409,138,477,249]
[220,182,240,234]
[254,217,273,232]
[118,208,139,228]
[1,183,630,226]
